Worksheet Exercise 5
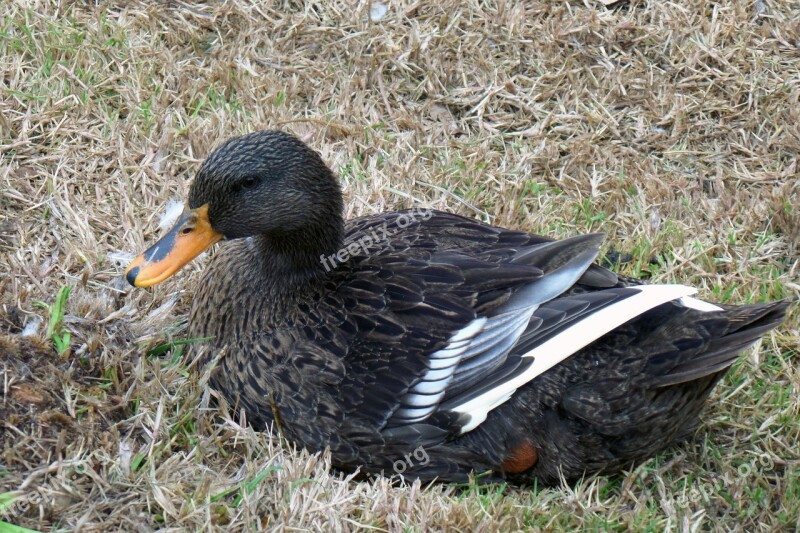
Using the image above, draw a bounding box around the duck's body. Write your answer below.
[127,131,787,484]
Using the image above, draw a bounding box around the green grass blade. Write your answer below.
[0,493,43,533]
[0,492,20,514]
[146,337,214,357]
[46,285,71,339]
[0,520,44,533]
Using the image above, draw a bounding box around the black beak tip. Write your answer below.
[126,266,140,287]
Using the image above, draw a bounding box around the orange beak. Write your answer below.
[125,204,222,288]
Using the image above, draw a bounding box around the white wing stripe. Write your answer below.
[455,313,533,366]
[452,284,700,433]
[394,317,488,421]
[411,380,453,395]
[427,355,463,370]
[422,366,459,382]
[448,317,487,342]
[403,390,447,407]
[678,296,723,312]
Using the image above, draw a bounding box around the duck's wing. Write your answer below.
[328,248,544,438]
[339,214,756,450]
[382,234,612,429]
[325,217,696,446]
[435,284,702,433]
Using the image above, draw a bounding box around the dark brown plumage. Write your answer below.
[127,130,788,484]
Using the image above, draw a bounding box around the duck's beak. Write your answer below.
[125,204,222,288]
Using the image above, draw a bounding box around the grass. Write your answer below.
[0,493,40,533]
[34,285,71,358]
[0,0,798,531]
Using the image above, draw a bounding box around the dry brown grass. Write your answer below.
[1,0,798,531]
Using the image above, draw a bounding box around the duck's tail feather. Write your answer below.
[651,300,789,388]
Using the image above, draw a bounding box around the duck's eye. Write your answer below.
[242,176,258,189]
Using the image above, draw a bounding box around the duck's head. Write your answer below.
[125,130,344,287]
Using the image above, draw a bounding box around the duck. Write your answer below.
[125,130,788,484]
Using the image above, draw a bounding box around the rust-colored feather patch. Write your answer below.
[501,441,539,474]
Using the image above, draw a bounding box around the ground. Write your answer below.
[1,1,799,531]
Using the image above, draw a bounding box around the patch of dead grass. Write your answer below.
[1,0,798,531]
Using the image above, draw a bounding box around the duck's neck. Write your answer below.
[254,215,344,285]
